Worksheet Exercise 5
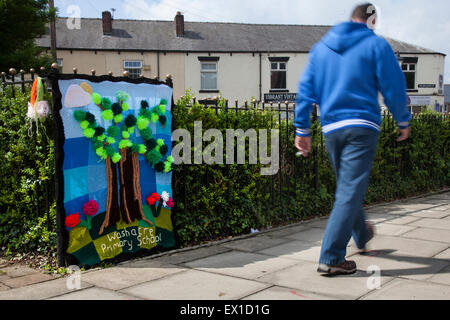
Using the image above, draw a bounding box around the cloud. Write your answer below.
[121,0,449,82]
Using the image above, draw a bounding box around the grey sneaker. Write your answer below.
[317,259,357,276]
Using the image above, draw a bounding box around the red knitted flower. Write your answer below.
[83,200,99,216]
[166,197,174,208]
[65,213,81,228]
[146,193,160,206]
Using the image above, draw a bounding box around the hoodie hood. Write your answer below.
[321,22,374,53]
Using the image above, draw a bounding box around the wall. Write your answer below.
[56,50,185,100]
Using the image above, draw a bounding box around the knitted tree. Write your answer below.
[73,91,173,235]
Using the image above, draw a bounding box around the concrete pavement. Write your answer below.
[0,190,449,300]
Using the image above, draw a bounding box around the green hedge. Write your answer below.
[171,92,450,246]
[0,88,448,254]
[0,88,56,255]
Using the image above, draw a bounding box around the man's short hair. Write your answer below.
[351,3,376,22]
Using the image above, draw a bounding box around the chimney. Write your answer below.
[102,11,112,35]
[174,11,184,37]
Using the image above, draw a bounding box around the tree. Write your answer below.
[73,90,173,235]
[0,0,56,72]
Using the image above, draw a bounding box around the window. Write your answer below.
[123,61,142,79]
[269,57,289,91]
[401,57,418,91]
[198,57,219,92]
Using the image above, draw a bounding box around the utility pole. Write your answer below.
[49,0,57,61]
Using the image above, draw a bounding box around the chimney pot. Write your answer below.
[175,11,184,37]
[102,11,112,35]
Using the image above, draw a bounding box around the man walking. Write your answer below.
[294,3,411,276]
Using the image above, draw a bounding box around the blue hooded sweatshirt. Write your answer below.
[294,22,411,136]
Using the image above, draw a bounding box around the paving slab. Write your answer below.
[243,285,337,300]
[366,212,395,224]
[0,283,10,291]
[349,250,449,281]
[0,277,93,300]
[50,286,139,300]
[304,219,328,229]
[363,235,448,257]
[284,227,325,243]
[257,240,322,263]
[428,265,450,286]
[409,218,450,230]
[433,248,450,259]
[1,273,54,288]
[402,227,450,244]
[361,278,450,300]
[183,251,298,280]
[0,258,10,268]
[149,245,232,265]
[0,265,39,278]
[371,223,417,236]
[81,262,186,291]
[120,269,269,300]
[221,235,291,252]
[381,215,423,225]
[257,261,394,300]
[394,203,440,211]
[409,210,450,219]
[263,224,311,238]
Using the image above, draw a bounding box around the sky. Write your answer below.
[55,0,450,82]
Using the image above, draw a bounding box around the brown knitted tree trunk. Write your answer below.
[99,157,121,235]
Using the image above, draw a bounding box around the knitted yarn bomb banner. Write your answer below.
[54,76,175,267]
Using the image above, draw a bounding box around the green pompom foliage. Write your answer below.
[101,97,112,110]
[146,149,162,164]
[80,120,90,129]
[95,147,105,157]
[106,137,116,144]
[166,155,174,163]
[121,102,130,111]
[138,144,147,154]
[94,127,105,137]
[159,144,168,156]
[105,145,115,158]
[93,141,103,150]
[118,139,133,149]
[122,131,130,139]
[159,115,167,126]
[160,98,168,105]
[124,115,137,128]
[140,128,153,141]
[146,138,157,150]
[137,116,149,130]
[150,113,159,123]
[85,112,96,124]
[163,161,172,173]
[111,153,121,163]
[139,109,152,119]
[141,100,149,109]
[114,114,123,124]
[111,103,122,115]
[92,93,102,105]
[73,110,86,122]
[97,134,106,142]
[116,91,129,103]
[106,125,120,137]
[154,162,165,172]
[159,105,166,115]
[101,109,114,121]
[83,128,96,138]
[151,106,161,115]
[156,138,165,146]
[128,126,135,134]
[130,144,140,153]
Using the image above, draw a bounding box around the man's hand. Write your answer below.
[397,127,410,142]
[295,135,312,157]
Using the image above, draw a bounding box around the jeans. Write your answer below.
[319,127,379,265]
